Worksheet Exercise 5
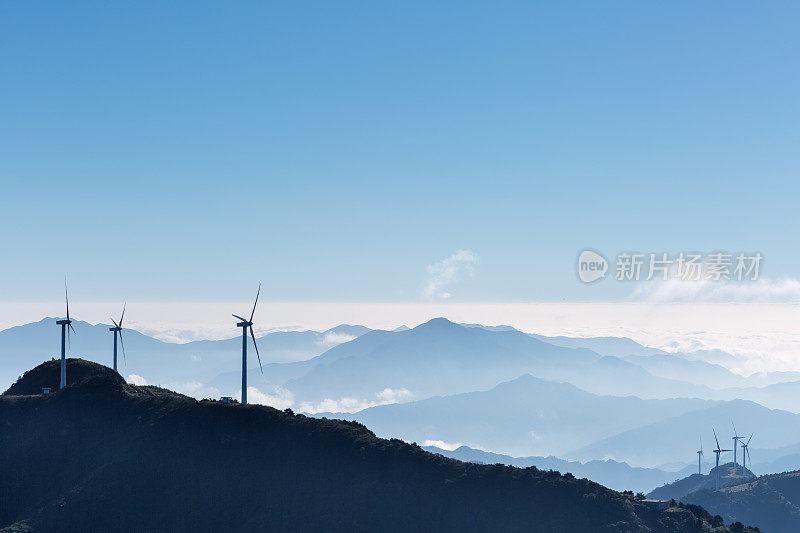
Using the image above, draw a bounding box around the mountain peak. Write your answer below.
[3,358,126,395]
[413,317,462,331]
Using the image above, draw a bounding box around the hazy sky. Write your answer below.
[2,2,799,305]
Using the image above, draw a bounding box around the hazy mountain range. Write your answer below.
[6,316,800,488]
[423,444,696,494]
[566,400,800,467]
[0,318,370,390]
[320,374,717,457]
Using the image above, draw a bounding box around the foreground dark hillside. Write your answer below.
[0,360,756,532]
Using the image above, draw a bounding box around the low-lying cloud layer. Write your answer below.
[632,276,800,303]
[297,388,414,414]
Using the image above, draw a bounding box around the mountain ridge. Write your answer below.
[0,359,753,532]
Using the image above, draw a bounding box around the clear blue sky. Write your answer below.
[1,1,798,303]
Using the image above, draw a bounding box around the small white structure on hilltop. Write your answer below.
[641,499,670,511]
[220,396,233,404]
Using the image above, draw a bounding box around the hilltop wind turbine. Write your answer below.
[232,284,263,405]
[56,280,76,389]
[740,433,754,471]
[732,421,745,474]
[713,428,732,490]
[109,304,127,372]
[697,437,704,475]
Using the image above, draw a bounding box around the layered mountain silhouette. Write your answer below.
[321,374,716,457]
[423,444,696,494]
[529,333,666,358]
[7,317,800,415]
[252,318,800,410]
[0,318,370,389]
[567,401,800,467]
[0,359,755,533]
[276,318,730,404]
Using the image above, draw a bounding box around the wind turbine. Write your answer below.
[732,421,744,474]
[232,284,263,405]
[713,429,732,490]
[697,437,704,475]
[109,304,126,372]
[740,433,754,472]
[56,280,76,389]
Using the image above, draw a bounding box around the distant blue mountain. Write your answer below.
[318,373,716,457]
[268,318,727,404]
[529,333,665,358]
[623,354,747,388]
[423,444,696,494]
[0,318,371,391]
[569,400,800,467]
[281,318,603,403]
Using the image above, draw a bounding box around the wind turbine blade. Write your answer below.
[232,314,247,322]
[747,433,753,445]
[119,330,126,364]
[713,429,721,450]
[250,326,263,373]
[65,278,70,322]
[111,318,119,328]
[732,420,738,437]
[119,303,126,328]
[249,283,261,322]
[69,322,76,335]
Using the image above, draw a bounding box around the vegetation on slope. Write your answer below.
[0,359,758,532]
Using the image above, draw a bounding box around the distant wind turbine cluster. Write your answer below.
[709,423,754,490]
[53,281,264,405]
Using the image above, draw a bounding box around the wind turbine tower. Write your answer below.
[740,433,754,472]
[697,437,704,475]
[713,429,732,491]
[56,281,76,389]
[109,304,127,372]
[732,422,744,474]
[232,284,263,405]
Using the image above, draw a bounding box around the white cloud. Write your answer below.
[167,381,220,399]
[422,250,478,300]
[244,386,295,410]
[297,387,414,414]
[422,440,464,451]
[189,354,201,362]
[298,397,375,414]
[375,387,413,403]
[631,276,800,303]
[127,374,147,386]
[315,332,356,347]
